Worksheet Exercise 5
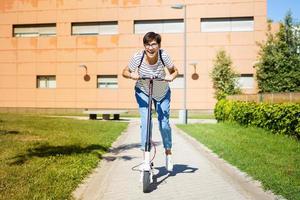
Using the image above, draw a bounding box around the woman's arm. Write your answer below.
[122,66,139,80]
[165,66,179,81]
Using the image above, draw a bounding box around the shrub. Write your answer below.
[215,100,300,138]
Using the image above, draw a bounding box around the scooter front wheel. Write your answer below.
[143,171,151,193]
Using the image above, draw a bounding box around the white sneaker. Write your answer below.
[166,155,173,171]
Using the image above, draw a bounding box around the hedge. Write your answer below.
[214,99,300,138]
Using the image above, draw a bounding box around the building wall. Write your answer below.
[0,0,267,110]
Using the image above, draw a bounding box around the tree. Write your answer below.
[255,11,300,93]
[211,50,240,101]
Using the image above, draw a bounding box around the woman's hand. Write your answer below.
[164,74,175,82]
[130,71,140,80]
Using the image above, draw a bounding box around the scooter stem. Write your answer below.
[145,79,153,152]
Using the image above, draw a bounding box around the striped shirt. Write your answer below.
[128,49,174,101]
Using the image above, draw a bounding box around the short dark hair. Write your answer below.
[143,32,161,45]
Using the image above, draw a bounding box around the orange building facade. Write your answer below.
[0,0,267,112]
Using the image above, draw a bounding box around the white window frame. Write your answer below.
[72,21,118,35]
[13,24,56,37]
[97,75,118,89]
[37,75,56,88]
[236,74,254,89]
[201,17,254,32]
[134,19,184,34]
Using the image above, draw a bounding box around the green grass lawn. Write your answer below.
[177,122,300,200]
[0,113,128,200]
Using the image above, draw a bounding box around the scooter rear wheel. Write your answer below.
[143,171,151,193]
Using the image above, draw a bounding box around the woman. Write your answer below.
[122,32,178,171]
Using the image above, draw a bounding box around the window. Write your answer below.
[134,19,183,34]
[201,17,254,32]
[237,74,254,89]
[169,74,184,89]
[72,22,118,35]
[97,75,118,88]
[37,76,56,88]
[13,24,56,37]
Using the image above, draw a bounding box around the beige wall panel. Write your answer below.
[0,63,17,75]
[119,7,140,20]
[57,23,71,37]
[230,32,255,45]
[36,50,57,62]
[233,59,256,73]
[118,47,143,61]
[36,62,57,75]
[254,1,266,16]
[17,11,37,24]
[255,16,267,31]
[206,3,231,17]
[76,8,97,22]
[17,38,37,49]
[36,101,56,108]
[17,89,36,101]
[36,89,56,102]
[76,88,97,102]
[57,62,77,75]
[0,75,17,88]
[77,0,98,9]
[0,0,19,13]
[16,50,37,63]
[97,65,118,75]
[96,48,118,61]
[118,34,140,47]
[56,88,76,101]
[57,36,76,48]
[37,10,57,23]
[187,46,208,61]
[97,90,118,102]
[0,89,16,101]
[254,31,266,43]
[57,49,76,62]
[188,4,208,18]
[118,20,133,34]
[16,0,38,11]
[57,75,76,88]
[18,63,36,75]
[96,8,118,20]
[37,0,57,10]
[76,36,98,48]
[0,38,17,50]
[17,75,35,88]
[188,33,207,46]
[57,9,77,23]
[0,50,17,62]
[229,45,256,60]
[161,34,183,47]
[76,49,97,62]
[56,0,77,10]
[97,36,119,48]
[0,25,12,37]
[56,101,76,108]
[230,2,254,16]
[17,101,36,107]
[0,12,18,25]
[37,37,57,49]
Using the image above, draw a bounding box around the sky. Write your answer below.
[268,0,300,22]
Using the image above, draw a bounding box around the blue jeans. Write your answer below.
[135,87,172,151]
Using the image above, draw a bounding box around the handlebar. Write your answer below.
[139,76,165,81]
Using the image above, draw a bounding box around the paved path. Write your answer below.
[73,118,278,200]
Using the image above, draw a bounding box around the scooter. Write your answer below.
[140,76,164,193]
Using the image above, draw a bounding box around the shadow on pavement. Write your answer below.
[147,164,198,192]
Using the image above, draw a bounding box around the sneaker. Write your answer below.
[166,155,173,171]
